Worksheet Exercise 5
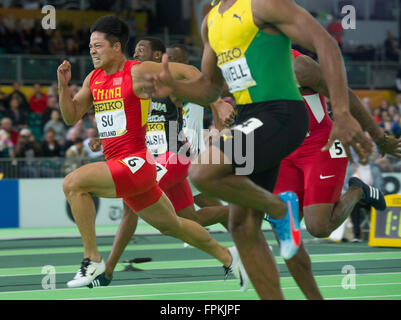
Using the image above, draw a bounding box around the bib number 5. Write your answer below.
[329,140,347,158]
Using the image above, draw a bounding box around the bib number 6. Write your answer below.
[122,156,145,175]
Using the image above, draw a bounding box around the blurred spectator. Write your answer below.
[63,137,89,175]
[83,127,103,160]
[69,84,79,98]
[380,99,390,110]
[29,83,48,114]
[43,109,66,145]
[15,127,43,177]
[47,82,58,98]
[1,117,19,146]
[362,97,372,109]
[48,30,65,55]
[66,119,87,141]
[396,94,401,113]
[372,108,382,125]
[0,91,7,114]
[76,20,90,54]
[4,97,27,130]
[63,127,78,152]
[392,113,401,138]
[7,82,29,114]
[31,20,49,54]
[327,16,344,50]
[42,95,59,126]
[41,128,61,157]
[384,30,400,61]
[0,129,16,159]
[65,38,80,56]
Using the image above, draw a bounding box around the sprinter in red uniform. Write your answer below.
[58,15,248,289]
[270,49,398,299]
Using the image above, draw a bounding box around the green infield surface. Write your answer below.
[0,224,400,300]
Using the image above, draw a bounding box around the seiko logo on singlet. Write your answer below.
[94,99,124,113]
[217,48,242,65]
[93,96,127,139]
[147,122,165,132]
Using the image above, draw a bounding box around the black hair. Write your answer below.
[139,37,166,54]
[90,15,129,52]
[168,43,189,59]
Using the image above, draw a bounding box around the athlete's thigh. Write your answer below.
[190,142,233,179]
[302,143,348,209]
[65,161,116,198]
[301,141,348,227]
[164,178,194,213]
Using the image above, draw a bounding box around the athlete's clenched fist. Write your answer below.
[57,60,72,86]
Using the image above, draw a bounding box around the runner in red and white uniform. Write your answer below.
[270,49,398,299]
[86,38,236,287]
[58,15,248,289]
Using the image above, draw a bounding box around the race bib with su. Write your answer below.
[146,122,168,155]
[219,57,256,93]
[94,98,127,139]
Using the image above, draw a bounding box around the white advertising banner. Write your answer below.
[19,179,125,227]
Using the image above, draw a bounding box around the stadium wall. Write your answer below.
[0,178,124,228]
[0,173,400,228]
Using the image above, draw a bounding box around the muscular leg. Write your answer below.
[271,209,322,301]
[105,202,138,278]
[229,204,283,300]
[132,193,232,267]
[303,186,363,238]
[190,145,286,219]
[63,162,117,262]
[194,193,223,207]
[196,206,229,229]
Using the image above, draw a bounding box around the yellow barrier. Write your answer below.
[369,194,401,247]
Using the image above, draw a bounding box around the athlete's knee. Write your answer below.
[306,222,331,238]
[63,171,84,197]
[188,165,210,191]
[229,215,260,239]
[157,219,183,238]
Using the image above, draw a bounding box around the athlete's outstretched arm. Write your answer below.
[137,15,224,105]
[132,59,206,99]
[254,0,373,162]
[57,60,94,125]
[294,54,401,158]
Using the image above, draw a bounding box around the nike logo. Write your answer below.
[320,174,335,180]
[95,81,105,85]
[288,200,301,247]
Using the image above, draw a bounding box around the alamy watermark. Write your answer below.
[341,265,356,290]
[41,5,56,30]
[41,265,56,290]
[341,5,356,30]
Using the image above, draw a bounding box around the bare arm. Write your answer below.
[132,60,206,99]
[294,54,401,157]
[254,0,372,162]
[57,60,93,125]
[139,14,224,105]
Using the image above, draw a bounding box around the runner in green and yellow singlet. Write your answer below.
[143,0,374,300]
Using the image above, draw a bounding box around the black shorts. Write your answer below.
[216,100,309,192]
